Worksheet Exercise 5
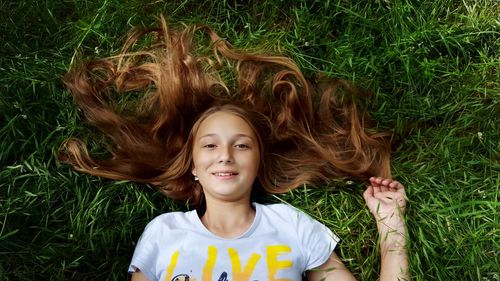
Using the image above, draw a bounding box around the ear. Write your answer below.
[192,167,197,176]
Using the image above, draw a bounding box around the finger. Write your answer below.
[372,183,381,194]
[369,177,380,187]
[380,183,389,192]
[388,182,399,192]
[376,177,390,192]
[389,180,404,190]
[378,178,405,192]
[374,177,383,184]
[387,181,405,194]
[381,179,391,186]
[394,183,406,196]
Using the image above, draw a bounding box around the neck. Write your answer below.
[200,197,255,239]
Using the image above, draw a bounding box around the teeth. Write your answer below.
[214,173,234,176]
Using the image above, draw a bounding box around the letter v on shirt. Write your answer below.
[129,203,340,281]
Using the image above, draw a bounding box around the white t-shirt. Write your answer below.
[128,203,339,281]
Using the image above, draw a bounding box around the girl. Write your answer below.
[61,17,408,280]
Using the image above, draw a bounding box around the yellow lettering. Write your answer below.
[228,248,261,281]
[202,246,218,281]
[266,245,293,281]
[164,250,180,281]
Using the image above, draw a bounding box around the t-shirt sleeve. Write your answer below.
[290,206,340,270]
[128,218,161,281]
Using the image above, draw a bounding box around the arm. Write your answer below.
[363,177,410,281]
[306,252,357,281]
[308,177,409,281]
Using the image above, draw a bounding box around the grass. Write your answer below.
[1,0,498,280]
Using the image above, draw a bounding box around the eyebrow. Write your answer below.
[198,133,255,140]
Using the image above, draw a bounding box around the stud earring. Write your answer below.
[194,176,199,181]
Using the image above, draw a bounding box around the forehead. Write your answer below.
[196,111,256,138]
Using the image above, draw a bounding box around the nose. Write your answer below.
[218,145,233,164]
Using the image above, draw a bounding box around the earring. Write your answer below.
[194,176,199,181]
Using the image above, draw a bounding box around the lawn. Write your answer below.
[1,0,498,280]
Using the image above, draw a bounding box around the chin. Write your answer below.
[208,191,251,202]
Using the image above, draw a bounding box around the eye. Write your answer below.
[235,143,249,149]
[203,144,217,149]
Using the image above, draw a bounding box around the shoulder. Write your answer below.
[259,202,308,217]
[258,202,294,216]
[141,210,196,236]
[259,202,292,211]
[257,202,310,225]
[257,203,335,237]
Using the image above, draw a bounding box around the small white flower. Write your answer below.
[477,132,484,140]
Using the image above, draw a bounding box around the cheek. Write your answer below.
[249,153,261,174]
[191,151,204,174]
[193,151,214,168]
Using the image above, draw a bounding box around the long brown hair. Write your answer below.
[60,16,393,206]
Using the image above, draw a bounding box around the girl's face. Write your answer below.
[192,111,260,203]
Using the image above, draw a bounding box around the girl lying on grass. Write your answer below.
[61,16,409,281]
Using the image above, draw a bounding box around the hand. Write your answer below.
[363,177,407,235]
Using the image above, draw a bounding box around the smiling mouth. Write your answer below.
[212,172,238,176]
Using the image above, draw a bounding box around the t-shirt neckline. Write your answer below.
[190,202,262,241]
